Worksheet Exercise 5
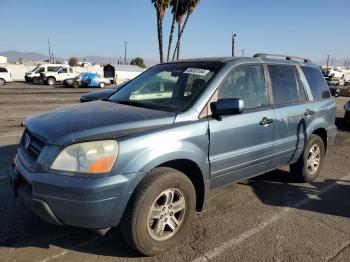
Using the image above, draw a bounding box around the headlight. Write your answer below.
[51,140,118,173]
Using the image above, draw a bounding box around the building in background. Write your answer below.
[0,56,8,64]
[103,64,145,84]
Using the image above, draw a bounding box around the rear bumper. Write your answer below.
[7,156,144,229]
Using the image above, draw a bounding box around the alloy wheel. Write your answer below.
[147,188,186,241]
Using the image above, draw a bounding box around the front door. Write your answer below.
[208,65,275,188]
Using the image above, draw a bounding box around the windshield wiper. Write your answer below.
[115,100,177,112]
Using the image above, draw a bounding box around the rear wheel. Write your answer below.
[120,167,196,256]
[290,134,325,182]
[99,82,105,88]
[46,77,55,86]
[0,78,5,86]
[72,81,80,88]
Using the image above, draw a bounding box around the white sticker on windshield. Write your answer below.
[184,68,210,76]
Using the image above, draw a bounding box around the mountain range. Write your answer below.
[0,50,158,66]
[0,50,348,67]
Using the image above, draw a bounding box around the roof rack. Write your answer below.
[253,53,311,63]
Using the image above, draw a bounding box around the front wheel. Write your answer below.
[46,77,55,86]
[0,78,5,86]
[290,134,325,182]
[99,82,105,88]
[72,81,80,88]
[120,167,196,256]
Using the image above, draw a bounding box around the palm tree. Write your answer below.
[172,0,200,61]
[166,0,186,61]
[152,0,171,63]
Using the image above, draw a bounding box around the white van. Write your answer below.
[25,64,67,83]
[0,67,13,85]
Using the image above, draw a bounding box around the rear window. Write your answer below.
[301,66,330,100]
[0,67,8,73]
[268,65,300,105]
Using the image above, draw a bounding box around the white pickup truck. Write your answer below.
[41,65,77,85]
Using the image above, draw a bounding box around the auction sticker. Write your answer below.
[184,68,210,76]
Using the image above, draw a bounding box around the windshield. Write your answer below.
[31,66,40,72]
[109,62,222,112]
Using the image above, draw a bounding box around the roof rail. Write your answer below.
[253,53,311,63]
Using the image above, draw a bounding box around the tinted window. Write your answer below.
[0,67,8,73]
[59,68,68,73]
[268,65,299,104]
[48,66,60,72]
[37,67,45,73]
[69,68,73,73]
[301,66,330,99]
[218,65,267,109]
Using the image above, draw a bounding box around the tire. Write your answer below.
[72,81,80,88]
[120,167,196,256]
[0,78,5,86]
[99,82,105,88]
[290,134,325,182]
[46,77,55,86]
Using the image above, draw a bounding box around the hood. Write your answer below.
[24,101,176,146]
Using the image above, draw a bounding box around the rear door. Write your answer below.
[267,64,316,168]
[57,67,69,81]
[208,65,275,188]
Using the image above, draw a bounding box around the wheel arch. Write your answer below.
[312,127,327,151]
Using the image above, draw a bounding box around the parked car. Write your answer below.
[7,54,336,256]
[329,85,340,97]
[328,68,345,78]
[41,66,76,85]
[63,73,93,88]
[80,73,111,88]
[25,64,67,84]
[80,81,129,102]
[0,67,12,85]
[344,101,350,123]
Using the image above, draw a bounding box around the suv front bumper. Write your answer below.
[7,156,144,229]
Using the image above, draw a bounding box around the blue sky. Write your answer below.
[0,0,349,63]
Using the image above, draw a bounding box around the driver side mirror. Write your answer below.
[210,98,245,117]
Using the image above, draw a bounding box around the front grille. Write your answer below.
[21,130,45,160]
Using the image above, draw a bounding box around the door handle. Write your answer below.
[304,109,315,116]
[260,117,274,126]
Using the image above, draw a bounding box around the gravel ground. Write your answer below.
[0,82,350,262]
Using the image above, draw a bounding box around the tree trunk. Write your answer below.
[167,0,178,62]
[176,22,181,60]
[172,11,192,61]
[156,10,164,63]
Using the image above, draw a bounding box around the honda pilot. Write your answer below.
[7,54,336,256]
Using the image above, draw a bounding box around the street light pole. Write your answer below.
[232,32,236,57]
[124,40,128,65]
[326,54,330,69]
[48,38,51,63]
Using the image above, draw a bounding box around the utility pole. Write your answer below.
[48,38,51,63]
[241,49,245,56]
[124,40,128,65]
[326,54,330,69]
[231,32,236,57]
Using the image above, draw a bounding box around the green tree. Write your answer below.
[152,0,171,63]
[68,57,79,67]
[130,57,147,68]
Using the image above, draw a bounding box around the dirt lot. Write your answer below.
[1,82,350,262]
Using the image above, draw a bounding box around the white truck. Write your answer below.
[41,65,77,85]
[25,64,67,84]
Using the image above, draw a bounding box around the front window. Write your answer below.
[109,62,221,112]
[31,66,40,72]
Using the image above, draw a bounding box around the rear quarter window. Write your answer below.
[301,66,330,100]
[0,67,8,73]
